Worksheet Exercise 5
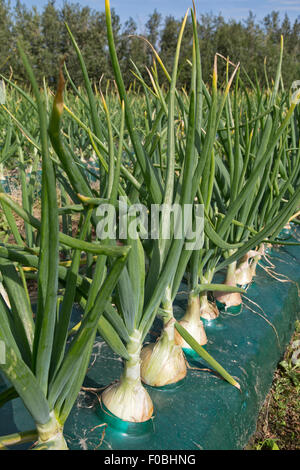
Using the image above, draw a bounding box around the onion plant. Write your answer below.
[4,0,299,440]
[31,0,240,427]
[169,32,300,331]
[128,8,247,344]
[212,36,300,310]
[129,8,300,358]
[0,43,129,450]
[103,0,240,394]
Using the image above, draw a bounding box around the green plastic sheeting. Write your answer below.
[0,227,299,450]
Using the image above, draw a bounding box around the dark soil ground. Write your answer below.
[245,320,300,450]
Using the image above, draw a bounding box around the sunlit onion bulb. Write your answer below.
[141,319,186,387]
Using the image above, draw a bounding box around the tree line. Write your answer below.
[1,0,300,91]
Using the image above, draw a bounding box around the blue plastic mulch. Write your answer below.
[0,226,299,450]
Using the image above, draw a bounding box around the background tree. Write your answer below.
[11,1,43,84]
[0,0,13,78]
[0,2,298,90]
[41,0,62,86]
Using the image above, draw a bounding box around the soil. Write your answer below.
[245,321,300,450]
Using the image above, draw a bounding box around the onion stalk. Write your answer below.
[214,254,242,309]
[34,412,68,450]
[235,248,263,286]
[175,292,208,347]
[198,293,219,322]
[0,41,129,450]
[198,270,220,321]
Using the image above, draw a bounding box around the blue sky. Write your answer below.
[13,1,300,27]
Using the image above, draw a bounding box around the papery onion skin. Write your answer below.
[214,259,242,308]
[102,329,154,423]
[175,294,208,346]
[102,379,153,423]
[141,319,187,387]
